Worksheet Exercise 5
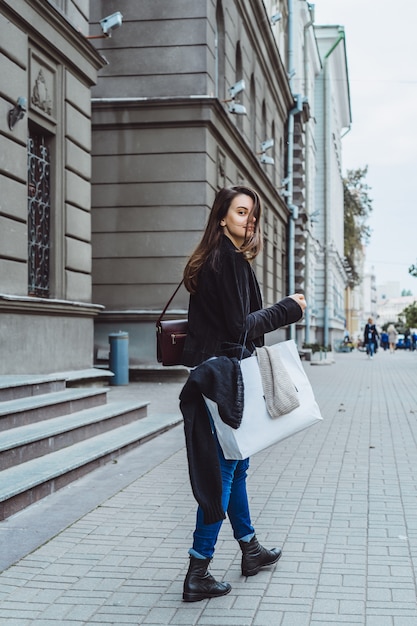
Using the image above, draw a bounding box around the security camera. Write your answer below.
[261,138,274,152]
[8,96,27,130]
[228,102,247,115]
[229,79,245,99]
[100,11,123,36]
[271,12,282,24]
[260,154,275,165]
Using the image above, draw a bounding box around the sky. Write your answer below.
[315,0,417,295]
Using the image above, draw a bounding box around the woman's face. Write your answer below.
[220,194,256,248]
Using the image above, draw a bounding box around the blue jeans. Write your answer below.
[191,429,254,559]
[367,341,375,357]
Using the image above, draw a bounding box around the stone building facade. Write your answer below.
[0,0,105,374]
[90,0,299,367]
[0,0,352,376]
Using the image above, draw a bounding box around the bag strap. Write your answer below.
[239,329,249,362]
[156,280,184,325]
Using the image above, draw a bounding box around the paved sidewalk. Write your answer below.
[0,349,417,625]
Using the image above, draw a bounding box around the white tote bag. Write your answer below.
[204,340,323,460]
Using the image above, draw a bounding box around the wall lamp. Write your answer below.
[223,79,247,115]
[271,12,282,24]
[258,138,274,165]
[8,97,27,131]
[86,11,123,39]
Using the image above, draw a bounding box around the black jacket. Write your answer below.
[181,235,303,367]
[179,235,304,523]
[180,356,244,525]
[364,323,379,345]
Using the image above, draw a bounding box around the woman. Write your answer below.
[179,186,306,602]
[387,323,398,353]
[364,317,379,359]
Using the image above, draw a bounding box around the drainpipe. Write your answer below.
[286,0,303,342]
[302,9,314,345]
[323,30,345,348]
[286,0,295,341]
[287,94,304,341]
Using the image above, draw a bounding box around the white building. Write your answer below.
[313,25,352,348]
[377,296,417,327]
[377,281,402,301]
[266,4,352,350]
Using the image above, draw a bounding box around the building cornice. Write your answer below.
[0,294,104,318]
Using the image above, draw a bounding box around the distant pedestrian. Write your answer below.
[380,330,389,351]
[364,318,379,359]
[179,186,306,602]
[387,324,398,353]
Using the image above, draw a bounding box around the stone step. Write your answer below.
[0,369,114,402]
[56,368,114,389]
[0,400,149,470]
[0,388,108,431]
[0,375,67,402]
[0,413,182,520]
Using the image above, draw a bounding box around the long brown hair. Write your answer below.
[183,186,263,294]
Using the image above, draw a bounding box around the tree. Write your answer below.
[343,167,373,287]
[399,301,417,329]
[409,262,417,278]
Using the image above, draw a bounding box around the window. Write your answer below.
[215,0,226,99]
[235,42,244,132]
[27,129,51,297]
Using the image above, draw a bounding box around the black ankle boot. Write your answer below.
[183,556,232,602]
[239,535,282,577]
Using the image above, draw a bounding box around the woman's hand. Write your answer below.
[289,293,307,312]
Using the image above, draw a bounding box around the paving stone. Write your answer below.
[0,352,417,624]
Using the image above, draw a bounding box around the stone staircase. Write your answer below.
[0,372,181,520]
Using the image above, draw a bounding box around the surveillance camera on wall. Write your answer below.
[271,12,282,24]
[260,154,275,165]
[261,138,274,152]
[8,96,27,130]
[228,79,245,99]
[100,11,123,36]
[228,102,247,115]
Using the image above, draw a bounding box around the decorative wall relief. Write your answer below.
[32,69,52,115]
[29,52,56,122]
